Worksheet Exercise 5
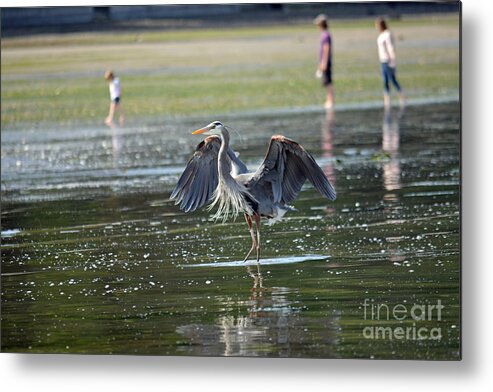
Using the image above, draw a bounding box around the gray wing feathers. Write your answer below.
[249,136,336,204]
[170,136,221,213]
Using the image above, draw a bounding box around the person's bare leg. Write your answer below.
[324,84,334,109]
[383,93,391,109]
[118,104,125,127]
[105,102,116,127]
[254,214,261,262]
[398,91,406,108]
[243,214,257,262]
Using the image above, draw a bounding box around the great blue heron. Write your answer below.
[171,121,336,262]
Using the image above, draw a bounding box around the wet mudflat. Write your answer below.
[1,102,460,359]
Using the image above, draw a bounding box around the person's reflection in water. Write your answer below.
[382,106,403,193]
[321,109,337,218]
[321,109,336,185]
[382,106,406,263]
[111,127,124,169]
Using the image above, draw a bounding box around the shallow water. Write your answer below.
[1,102,460,359]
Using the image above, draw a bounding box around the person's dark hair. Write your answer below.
[319,20,328,29]
[376,17,387,32]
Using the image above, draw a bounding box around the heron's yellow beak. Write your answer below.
[192,126,211,135]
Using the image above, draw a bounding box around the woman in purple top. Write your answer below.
[314,14,334,109]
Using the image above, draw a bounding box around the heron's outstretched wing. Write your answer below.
[248,135,336,204]
[170,135,248,213]
[171,136,220,212]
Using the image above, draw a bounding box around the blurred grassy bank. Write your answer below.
[1,14,459,129]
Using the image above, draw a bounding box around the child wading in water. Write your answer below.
[104,70,125,127]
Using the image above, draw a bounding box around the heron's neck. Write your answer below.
[218,128,232,180]
[219,128,230,151]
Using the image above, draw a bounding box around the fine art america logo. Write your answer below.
[362,298,444,341]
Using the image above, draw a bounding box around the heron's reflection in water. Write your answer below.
[176,264,340,357]
[246,264,263,290]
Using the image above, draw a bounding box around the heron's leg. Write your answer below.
[243,214,257,262]
[254,213,261,262]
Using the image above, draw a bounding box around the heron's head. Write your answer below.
[192,121,225,136]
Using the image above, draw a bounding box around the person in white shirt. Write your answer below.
[375,18,405,108]
[104,70,125,127]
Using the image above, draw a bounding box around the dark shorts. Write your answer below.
[321,65,332,86]
[112,97,120,104]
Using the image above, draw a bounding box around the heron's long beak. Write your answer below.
[192,126,211,135]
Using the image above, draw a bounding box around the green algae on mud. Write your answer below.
[1,102,460,358]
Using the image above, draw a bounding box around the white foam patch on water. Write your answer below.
[1,229,22,238]
[182,254,329,268]
[404,190,457,197]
